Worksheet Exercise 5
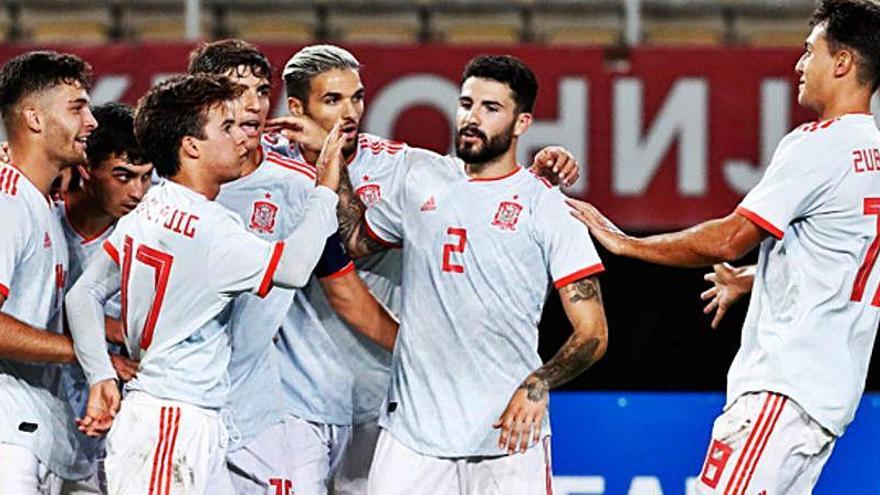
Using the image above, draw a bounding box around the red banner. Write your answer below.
[2,43,875,229]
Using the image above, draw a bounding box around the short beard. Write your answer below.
[455,122,514,169]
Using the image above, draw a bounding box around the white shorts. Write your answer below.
[331,419,381,495]
[104,391,233,495]
[0,442,100,495]
[367,429,554,495]
[696,391,836,495]
[226,414,351,495]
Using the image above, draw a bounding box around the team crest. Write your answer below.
[356,184,382,207]
[491,201,523,231]
[250,200,278,234]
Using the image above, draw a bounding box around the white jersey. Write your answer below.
[104,179,287,409]
[0,163,89,480]
[278,134,402,425]
[732,113,880,436]
[218,136,320,450]
[365,155,604,456]
[57,201,118,463]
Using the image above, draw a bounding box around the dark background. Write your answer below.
[538,239,880,392]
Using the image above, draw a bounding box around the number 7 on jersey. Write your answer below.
[121,235,174,350]
[851,198,880,307]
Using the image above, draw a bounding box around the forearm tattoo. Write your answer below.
[520,278,603,402]
[563,277,602,304]
[336,166,365,244]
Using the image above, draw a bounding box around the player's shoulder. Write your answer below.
[0,163,26,201]
[260,131,292,155]
[262,149,317,182]
[357,133,408,158]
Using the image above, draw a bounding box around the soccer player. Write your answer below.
[185,39,398,495]
[0,50,97,494]
[66,74,342,494]
[267,45,583,495]
[329,54,609,494]
[567,1,880,492]
[58,101,151,493]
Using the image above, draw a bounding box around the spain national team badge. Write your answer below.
[250,200,278,234]
[356,183,382,207]
[492,201,523,231]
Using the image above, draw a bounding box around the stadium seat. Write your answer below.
[533,11,621,46]
[643,16,726,46]
[735,17,809,47]
[20,7,109,43]
[223,9,315,42]
[431,10,523,44]
[328,10,421,44]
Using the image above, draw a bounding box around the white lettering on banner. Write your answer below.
[613,78,708,197]
[517,78,588,193]
[554,476,605,494]
[365,74,459,150]
[723,79,790,194]
[91,75,130,105]
[628,477,664,494]
[553,476,700,495]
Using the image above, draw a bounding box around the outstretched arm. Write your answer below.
[320,271,398,351]
[567,200,767,268]
[66,252,123,437]
[0,296,76,363]
[494,275,608,454]
[701,263,755,329]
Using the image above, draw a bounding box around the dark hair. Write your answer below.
[86,102,147,169]
[461,55,538,114]
[187,39,272,82]
[811,0,880,91]
[282,45,360,105]
[134,74,245,178]
[0,51,93,132]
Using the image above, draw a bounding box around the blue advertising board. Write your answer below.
[549,392,880,494]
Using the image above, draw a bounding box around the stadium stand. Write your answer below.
[0,0,816,47]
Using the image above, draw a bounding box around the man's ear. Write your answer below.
[833,48,855,79]
[22,107,42,134]
[181,135,200,160]
[288,97,305,117]
[513,112,533,138]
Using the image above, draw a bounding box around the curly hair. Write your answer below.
[134,74,245,178]
[0,51,93,132]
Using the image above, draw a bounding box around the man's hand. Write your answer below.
[530,146,578,187]
[315,121,346,191]
[701,263,755,329]
[264,115,328,152]
[493,376,549,454]
[76,379,120,438]
[566,199,632,256]
[110,354,138,382]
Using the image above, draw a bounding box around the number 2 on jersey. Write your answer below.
[121,235,174,349]
[442,227,467,273]
[851,198,880,307]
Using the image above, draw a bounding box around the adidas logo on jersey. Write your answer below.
[420,196,437,212]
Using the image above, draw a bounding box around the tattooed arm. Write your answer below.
[337,165,389,259]
[494,275,608,454]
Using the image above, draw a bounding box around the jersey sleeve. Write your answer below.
[102,223,123,265]
[737,135,834,239]
[207,209,285,298]
[0,199,27,298]
[314,232,354,279]
[534,188,605,289]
